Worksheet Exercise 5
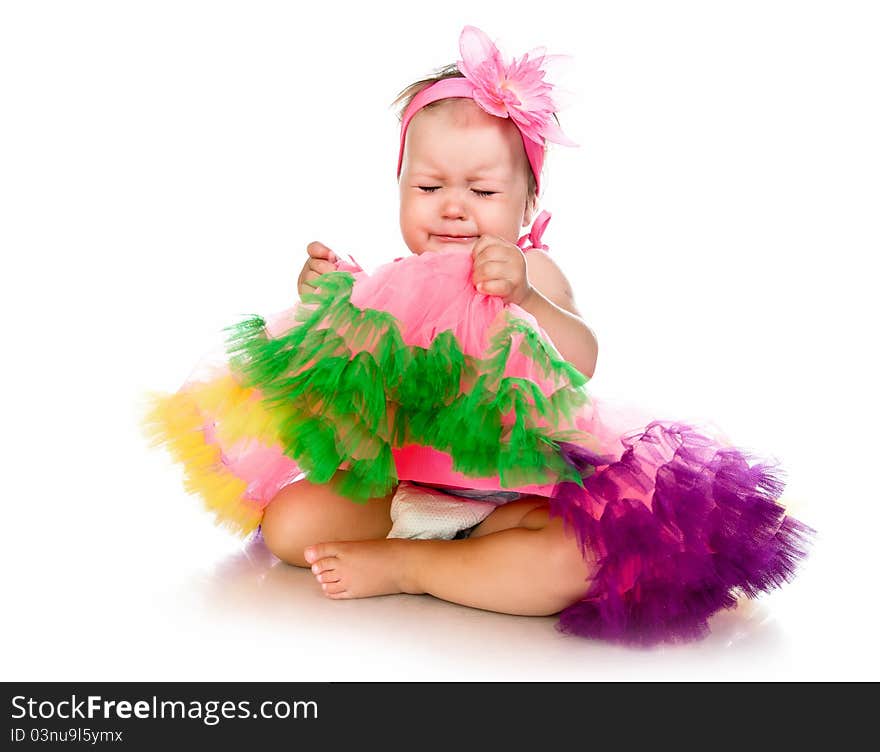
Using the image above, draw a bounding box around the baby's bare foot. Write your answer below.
[303,539,424,600]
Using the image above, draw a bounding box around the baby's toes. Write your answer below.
[310,557,338,576]
[304,543,341,564]
[321,581,349,597]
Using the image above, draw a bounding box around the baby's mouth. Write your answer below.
[433,234,477,243]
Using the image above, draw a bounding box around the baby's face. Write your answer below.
[398,99,534,255]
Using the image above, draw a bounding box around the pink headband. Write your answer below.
[397,26,577,197]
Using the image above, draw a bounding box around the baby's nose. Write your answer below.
[440,196,467,219]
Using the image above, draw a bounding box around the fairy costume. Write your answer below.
[144,26,813,646]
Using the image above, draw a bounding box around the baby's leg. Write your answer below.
[261,471,395,567]
[305,497,594,616]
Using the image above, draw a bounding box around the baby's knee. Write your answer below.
[539,516,596,608]
[519,503,551,530]
[259,478,394,567]
[260,489,315,567]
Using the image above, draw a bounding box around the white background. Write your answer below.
[2,0,877,680]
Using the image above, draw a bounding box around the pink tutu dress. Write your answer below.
[145,215,813,645]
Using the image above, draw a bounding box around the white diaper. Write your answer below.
[387,481,505,540]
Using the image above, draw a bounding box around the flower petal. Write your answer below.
[540,118,579,147]
[472,88,509,118]
[458,25,504,81]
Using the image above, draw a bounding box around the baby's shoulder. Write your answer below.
[524,248,579,315]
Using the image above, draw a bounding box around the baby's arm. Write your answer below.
[522,250,598,378]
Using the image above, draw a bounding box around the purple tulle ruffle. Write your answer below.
[549,422,814,646]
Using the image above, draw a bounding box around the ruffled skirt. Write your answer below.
[144,248,813,645]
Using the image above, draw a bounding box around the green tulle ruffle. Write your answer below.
[224,271,594,502]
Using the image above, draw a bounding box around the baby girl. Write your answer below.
[261,26,600,617]
[147,26,811,645]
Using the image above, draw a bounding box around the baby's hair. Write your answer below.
[392,63,559,211]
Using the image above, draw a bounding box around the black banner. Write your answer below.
[1,681,863,747]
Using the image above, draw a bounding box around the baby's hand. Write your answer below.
[297,241,339,298]
[471,235,534,307]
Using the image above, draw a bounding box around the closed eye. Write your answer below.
[418,186,497,197]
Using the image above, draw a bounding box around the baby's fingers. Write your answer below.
[475,278,511,297]
[307,241,338,263]
[308,258,338,276]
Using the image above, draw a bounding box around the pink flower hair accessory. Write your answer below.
[397,25,578,197]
